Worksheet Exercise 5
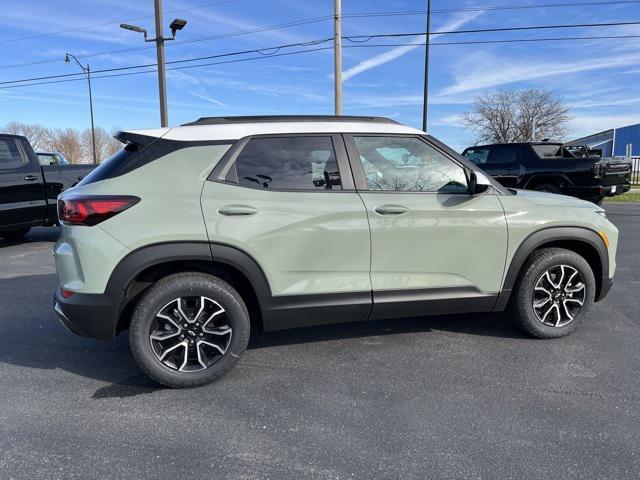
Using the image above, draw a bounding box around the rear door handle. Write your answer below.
[374,204,409,215]
[218,205,258,216]
[24,175,39,181]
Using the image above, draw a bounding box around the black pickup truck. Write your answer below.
[0,134,95,239]
[462,142,632,204]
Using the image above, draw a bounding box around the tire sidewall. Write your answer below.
[129,273,250,388]
[514,249,596,339]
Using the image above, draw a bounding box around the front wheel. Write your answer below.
[129,272,251,388]
[532,183,562,194]
[509,248,595,339]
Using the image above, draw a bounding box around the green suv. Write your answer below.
[53,116,618,388]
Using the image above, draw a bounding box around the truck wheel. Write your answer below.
[129,272,251,388]
[509,248,595,339]
[0,227,30,240]
[532,183,562,194]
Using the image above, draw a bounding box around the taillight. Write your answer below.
[592,161,603,179]
[57,195,140,226]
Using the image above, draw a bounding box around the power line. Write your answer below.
[0,0,238,46]
[345,20,640,41]
[344,33,640,47]
[3,19,640,88]
[3,1,639,70]
[0,47,334,90]
[2,0,636,49]
[0,38,334,86]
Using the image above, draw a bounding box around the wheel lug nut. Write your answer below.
[180,334,185,339]
[183,323,188,328]
[199,333,204,337]
[189,340,195,345]
[195,322,200,327]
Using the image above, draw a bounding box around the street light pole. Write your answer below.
[422,0,431,133]
[154,0,169,127]
[65,53,97,164]
[120,8,187,128]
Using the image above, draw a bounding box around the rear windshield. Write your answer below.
[77,143,139,186]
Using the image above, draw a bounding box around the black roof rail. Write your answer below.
[181,115,400,126]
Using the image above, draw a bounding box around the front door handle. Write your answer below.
[374,204,409,215]
[24,175,39,181]
[218,205,258,216]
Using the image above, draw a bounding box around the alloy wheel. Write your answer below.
[149,296,232,372]
[532,264,586,328]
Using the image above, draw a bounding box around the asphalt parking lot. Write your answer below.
[1,203,639,480]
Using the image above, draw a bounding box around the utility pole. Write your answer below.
[334,0,342,115]
[65,53,97,164]
[154,0,169,127]
[422,0,431,132]
[121,7,187,128]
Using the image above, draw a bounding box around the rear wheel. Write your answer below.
[129,272,250,388]
[0,227,30,240]
[509,248,595,339]
[532,183,562,194]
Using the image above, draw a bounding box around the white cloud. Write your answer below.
[441,51,640,95]
[341,11,483,82]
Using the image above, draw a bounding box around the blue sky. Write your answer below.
[1,0,639,150]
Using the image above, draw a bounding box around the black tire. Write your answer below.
[129,272,250,388]
[532,183,562,194]
[592,196,604,206]
[0,227,30,240]
[509,248,595,339]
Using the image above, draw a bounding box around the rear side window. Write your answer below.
[228,136,342,190]
[0,139,27,170]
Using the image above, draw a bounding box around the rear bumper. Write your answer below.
[53,287,119,340]
[565,183,631,200]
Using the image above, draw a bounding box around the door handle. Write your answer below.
[374,204,409,215]
[218,205,258,216]
[24,175,39,181]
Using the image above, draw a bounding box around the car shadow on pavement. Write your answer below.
[0,227,60,248]
[0,273,527,398]
[253,311,527,349]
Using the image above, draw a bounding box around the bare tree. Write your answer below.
[461,89,571,144]
[3,122,51,151]
[48,128,84,163]
[81,127,121,163]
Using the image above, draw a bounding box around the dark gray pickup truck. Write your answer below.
[0,133,95,239]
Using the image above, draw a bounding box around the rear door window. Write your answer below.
[0,139,27,170]
[228,136,342,190]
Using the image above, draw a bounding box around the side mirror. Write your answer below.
[466,168,490,195]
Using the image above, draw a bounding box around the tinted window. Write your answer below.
[532,144,573,159]
[231,137,341,190]
[464,147,489,165]
[0,139,27,170]
[353,136,467,193]
[488,145,517,164]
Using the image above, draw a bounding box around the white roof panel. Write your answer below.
[124,119,423,142]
